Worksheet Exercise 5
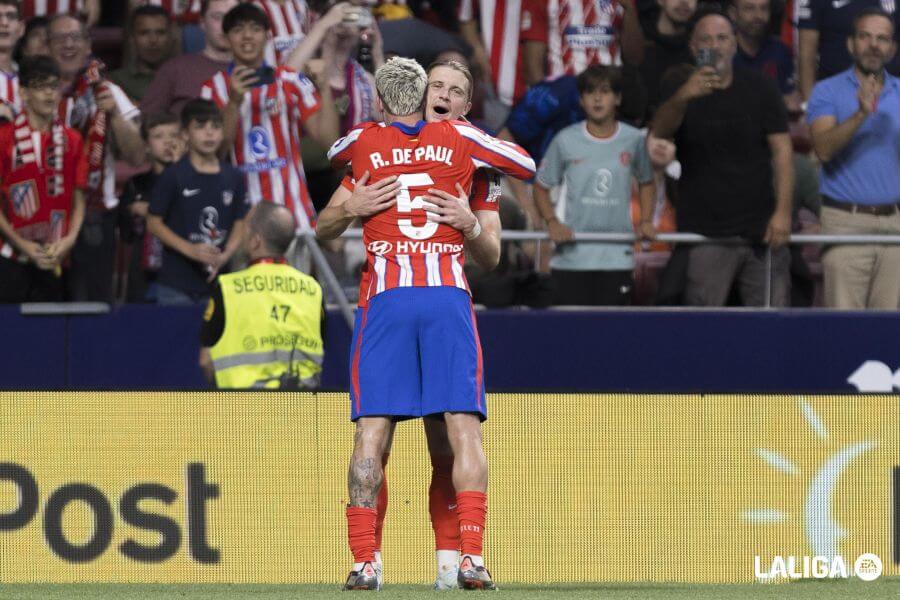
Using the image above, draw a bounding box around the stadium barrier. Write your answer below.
[326,230,900,321]
[2,305,900,392]
[0,392,896,584]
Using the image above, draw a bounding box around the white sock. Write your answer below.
[374,551,382,566]
[353,561,366,572]
[436,549,459,573]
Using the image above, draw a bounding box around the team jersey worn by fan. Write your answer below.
[0,71,20,116]
[521,0,625,77]
[458,0,527,106]
[201,65,320,228]
[254,0,312,65]
[19,0,85,19]
[328,119,535,307]
[0,117,89,260]
[139,0,202,23]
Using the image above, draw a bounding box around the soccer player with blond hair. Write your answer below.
[320,56,535,591]
[327,58,502,590]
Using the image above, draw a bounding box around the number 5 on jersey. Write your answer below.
[396,173,436,240]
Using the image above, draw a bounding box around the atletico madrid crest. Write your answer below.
[10,180,38,220]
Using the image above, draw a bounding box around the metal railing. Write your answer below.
[304,230,900,327]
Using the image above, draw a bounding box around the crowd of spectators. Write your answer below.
[0,0,898,309]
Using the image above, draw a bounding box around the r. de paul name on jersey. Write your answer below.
[369,145,454,170]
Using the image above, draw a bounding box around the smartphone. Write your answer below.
[250,66,276,87]
[695,48,718,71]
[342,6,374,28]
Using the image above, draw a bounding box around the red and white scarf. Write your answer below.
[64,59,107,195]
[12,112,65,197]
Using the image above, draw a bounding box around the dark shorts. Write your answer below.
[349,286,486,422]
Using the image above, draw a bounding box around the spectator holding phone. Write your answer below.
[201,3,339,231]
[652,8,794,307]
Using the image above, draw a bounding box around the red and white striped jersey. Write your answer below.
[19,0,85,19]
[521,0,625,78]
[458,0,526,106]
[340,169,502,212]
[201,66,320,229]
[0,71,19,116]
[328,119,535,307]
[137,0,203,23]
[254,0,312,65]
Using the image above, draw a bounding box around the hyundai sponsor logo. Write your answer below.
[367,240,393,254]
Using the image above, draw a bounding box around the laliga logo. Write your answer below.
[367,240,393,254]
[754,553,882,581]
[743,399,881,580]
[847,360,900,392]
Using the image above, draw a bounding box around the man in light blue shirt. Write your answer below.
[533,65,655,306]
[808,7,900,309]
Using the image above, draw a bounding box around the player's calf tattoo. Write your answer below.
[348,456,381,508]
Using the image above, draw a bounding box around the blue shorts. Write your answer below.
[349,286,486,422]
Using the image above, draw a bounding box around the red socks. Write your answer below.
[362,454,485,559]
[429,455,460,550]
[373,453,389,551]
[346,506,378,563]
[456,490,487,556]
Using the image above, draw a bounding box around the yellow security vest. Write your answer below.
[210,261,324,389]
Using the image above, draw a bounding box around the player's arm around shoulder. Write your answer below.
[316,170,401,240]
[326,123,375,168]
[453,121,536,181]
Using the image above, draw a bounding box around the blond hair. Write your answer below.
[375,57,427,117]
[427,60,474,102]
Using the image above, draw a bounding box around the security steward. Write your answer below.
[199,203,325,389]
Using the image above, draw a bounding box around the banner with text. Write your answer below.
[0,392,896,583]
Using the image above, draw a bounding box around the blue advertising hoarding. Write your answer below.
[0,306,897,393]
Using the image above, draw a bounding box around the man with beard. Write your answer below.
[808,8,900,309]
[652,9,794,307]
[730,0,796,103]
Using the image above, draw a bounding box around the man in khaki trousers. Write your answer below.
[808,8,900,309]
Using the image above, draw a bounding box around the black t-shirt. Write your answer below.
[640,29,693,118]
[148,156,249,297]
[660,66,789,238]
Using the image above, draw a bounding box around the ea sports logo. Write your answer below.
[854,553,883,581]
[367,240,393,254]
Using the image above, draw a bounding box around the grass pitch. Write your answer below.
[2,580,899,600]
